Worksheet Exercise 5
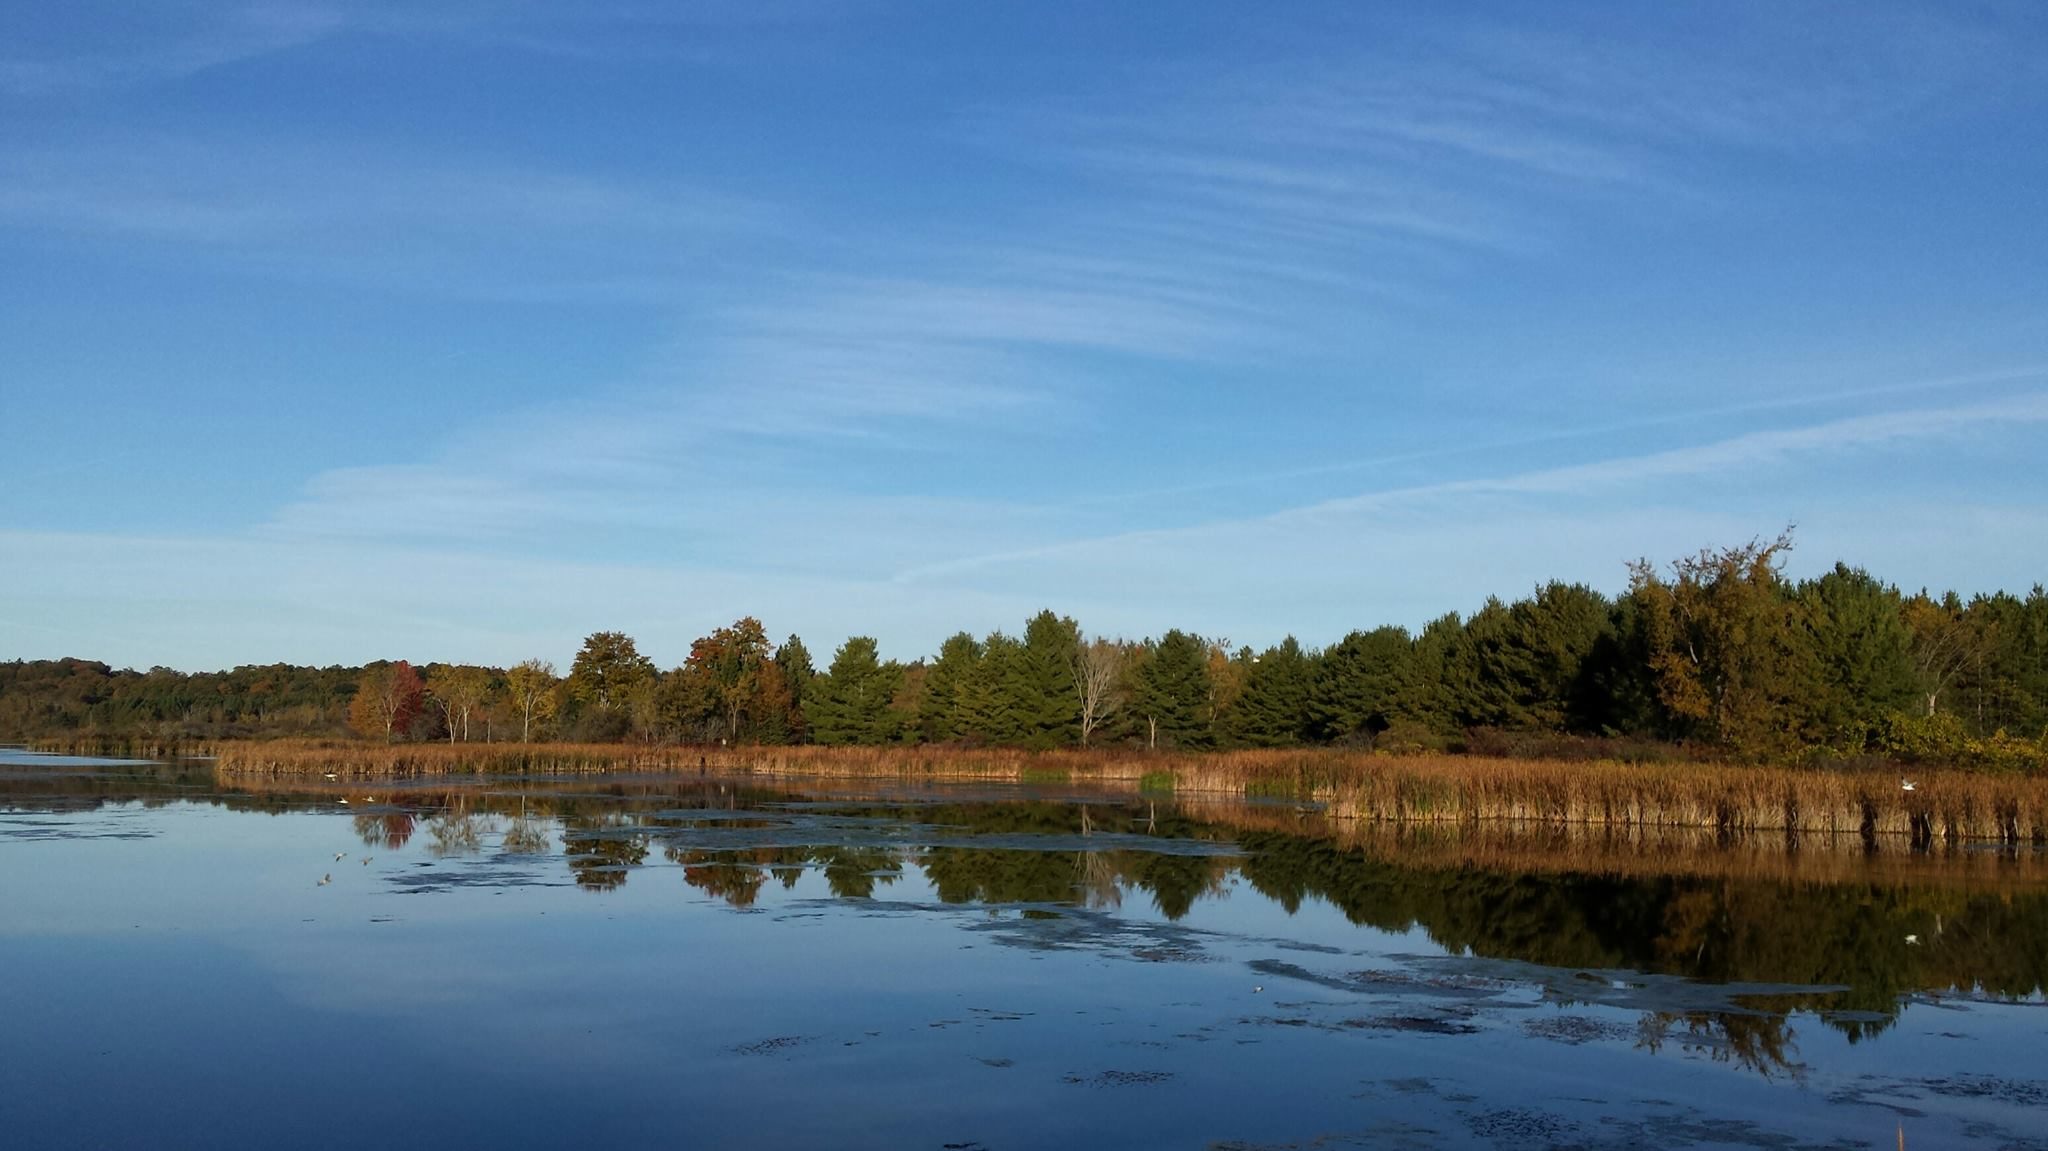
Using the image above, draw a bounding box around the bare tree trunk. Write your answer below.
[1072,638,1125,748]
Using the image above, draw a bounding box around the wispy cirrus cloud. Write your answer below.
[896,389,2048,584]
[1072,363,2048,510]
[956,4,2044,335]
[0,136,775,302]
[0,4,342,95]
[0,1,855,96]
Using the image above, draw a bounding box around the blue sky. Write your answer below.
[3,1,2046,671]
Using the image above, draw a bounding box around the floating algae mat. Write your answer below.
[4,757,2047,1149]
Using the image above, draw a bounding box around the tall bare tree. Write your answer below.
[1071,637,1128,746]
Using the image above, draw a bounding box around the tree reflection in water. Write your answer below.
[562,811,647,891]
[819,847,903,899]
[426,803,489,858]
[200,775,2048,1065]
[665,845,907,905]
[1637,1011,1804,1080]
[352,810,415,850]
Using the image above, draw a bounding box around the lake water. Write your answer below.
[2,752,2045,1150]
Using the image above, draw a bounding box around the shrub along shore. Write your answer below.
[190,739,2048,848]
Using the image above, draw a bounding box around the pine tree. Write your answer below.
[1795,564,1917,734]
[1012,610,1081,749]
[1132,631,1213,748]
[1309,626,1412,744]
[1463,583,1613,731]
[775,635,815,743]
[969,633,1024,743]
[808,637,903,746]
[1233,637,1314,746]
[919,632,983,743]
[1400,613,1472,734]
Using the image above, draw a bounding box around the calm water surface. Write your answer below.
[2,752,2045,1150]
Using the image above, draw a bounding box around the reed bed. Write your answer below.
[26,735,218,760]
[201,739,2048,846]
[1172,795,2048,884]
[1332,755,2048,845]
[213,739,702,778]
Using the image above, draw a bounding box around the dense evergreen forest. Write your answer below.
[6,537,2045,770]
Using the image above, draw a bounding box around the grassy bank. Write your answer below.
[189,739,2048,847]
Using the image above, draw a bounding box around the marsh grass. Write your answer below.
[203,740,2048,846]
[26,735,215,760]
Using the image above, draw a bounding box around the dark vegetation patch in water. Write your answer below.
[1832,1072,2048,1111]
[729,1035,812,1057]
[1209,1123,1444,1150]
[960,904,1219,962]
[381,865,573,894]
[1340,1012,1483,1036]
[1523,1013,1639,1045]
[1585,1109,1873,1150]
[1061,1069,1174,1087]
[1464,1107,1582,1144]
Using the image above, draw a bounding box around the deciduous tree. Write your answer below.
[567,631,654,714]
[348,661,425,742]
[1627,532,1819,754]
[426,665,494,743]
[1071,636,1129,746]
[504,659,560,742]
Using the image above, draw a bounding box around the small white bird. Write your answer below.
[1901,779,1917,792]
[1905,934,1920,945]
[323,772,337,781]
[338,798,349,805]
[317,874,331,886]
[361,857,372,866]
[334,852,347,862]
[1252,985,1264,994]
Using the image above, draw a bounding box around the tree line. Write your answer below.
[5,535,2044,768]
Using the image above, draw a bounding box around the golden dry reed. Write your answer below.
[204,740,2048,845]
